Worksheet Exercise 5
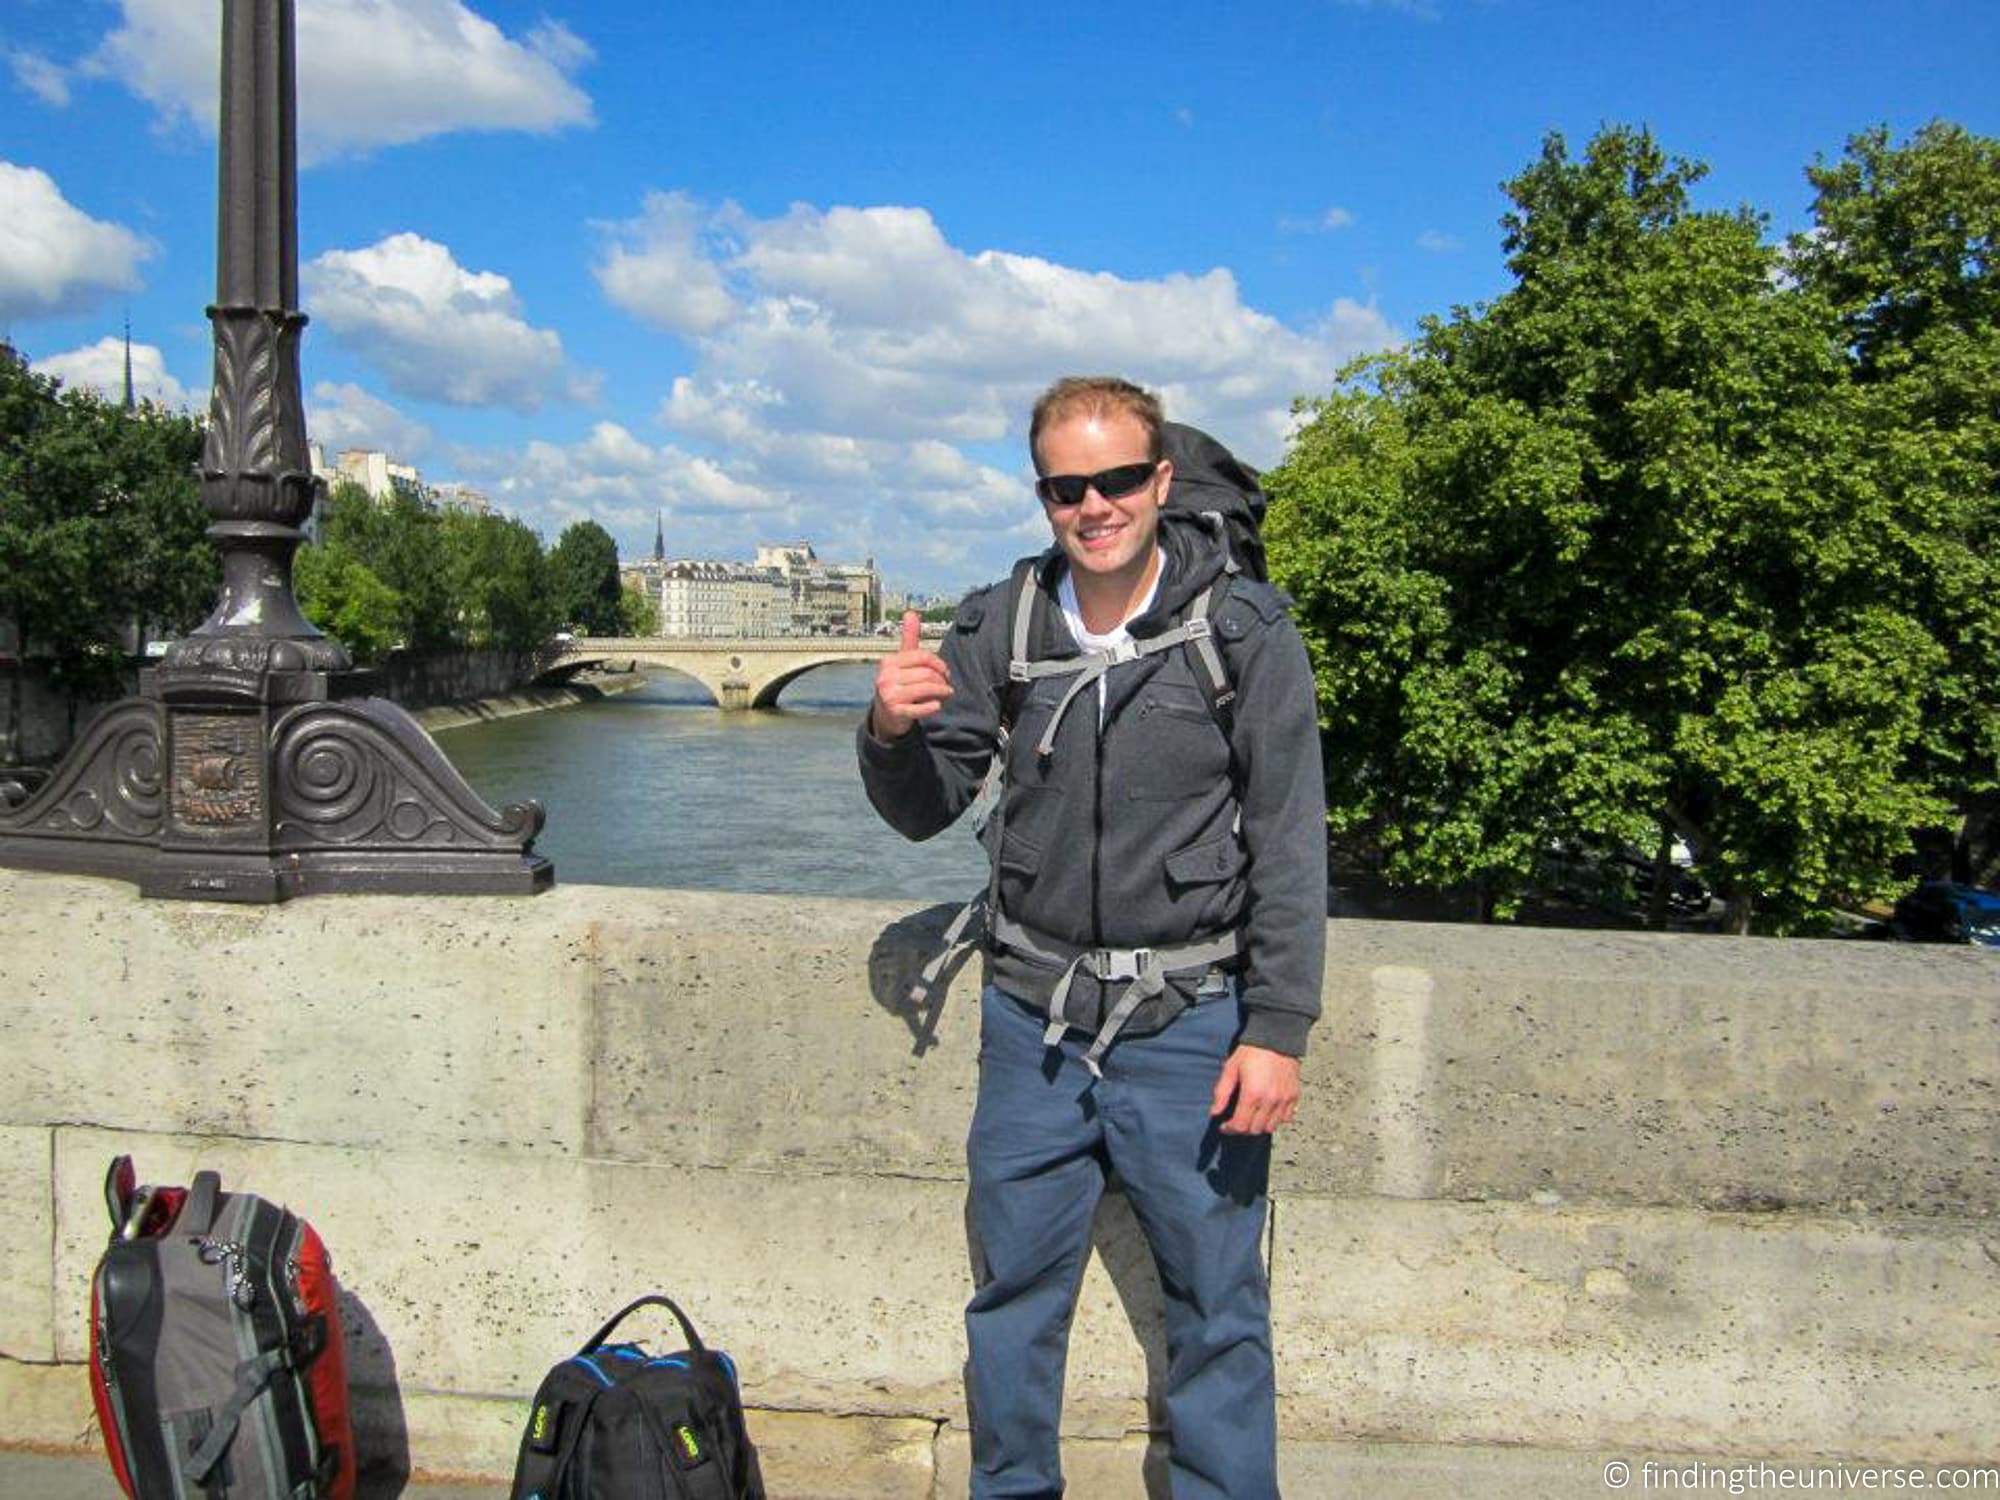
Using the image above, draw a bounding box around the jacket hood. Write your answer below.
[1133,513,1232,636]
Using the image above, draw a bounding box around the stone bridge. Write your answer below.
[550,634,906,709]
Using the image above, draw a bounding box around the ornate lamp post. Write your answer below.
[0,0,551,900]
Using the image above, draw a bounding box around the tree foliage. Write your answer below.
[298,481,561,662]
[1790,122,2000,881]
[620,579,660,636]
[547,520,625,636]
[1267,122,1996,931]
[0,346,212,760]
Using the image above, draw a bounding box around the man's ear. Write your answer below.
[1156,459,1173,506]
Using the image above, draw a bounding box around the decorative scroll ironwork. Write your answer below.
[273,699,545,852]
[0,702,166,869]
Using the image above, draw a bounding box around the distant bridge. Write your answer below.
[547,634,907,710]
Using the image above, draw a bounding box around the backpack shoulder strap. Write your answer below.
[1183,576,1235,723]
[1001,550,1057,729]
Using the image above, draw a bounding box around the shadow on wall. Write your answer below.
[868,902,979,1055]
[340,1287,412,1500]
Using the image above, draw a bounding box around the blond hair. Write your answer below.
[1029,376,1165,471]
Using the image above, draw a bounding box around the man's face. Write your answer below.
[1035,409,1169,589]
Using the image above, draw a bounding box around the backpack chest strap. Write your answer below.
[1010,614,1219,756]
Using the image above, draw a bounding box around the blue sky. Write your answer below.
[3,0,1994,597]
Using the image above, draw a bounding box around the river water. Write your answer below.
[434,663,989,900]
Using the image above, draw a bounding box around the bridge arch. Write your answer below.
[548,636,897,711]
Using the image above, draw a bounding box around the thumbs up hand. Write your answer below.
[870,609,953,741]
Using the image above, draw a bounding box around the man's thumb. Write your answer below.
[900,609,921,652]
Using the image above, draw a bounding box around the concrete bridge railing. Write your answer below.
[1,869,1995,1496]
[554,636,894,709]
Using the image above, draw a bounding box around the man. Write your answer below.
[858,376,1326,1499]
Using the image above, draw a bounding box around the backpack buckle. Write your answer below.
[1181,618,1213,642]
[1092,946,1152,980]
[1008,660,1031,682]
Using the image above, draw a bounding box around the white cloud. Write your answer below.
[304,232,595,411]
[9,50,71,107]
[1416,230,1463,253]
[88,0,593,163]
[592,192,737,336]
[449,422,790,545]
[0,162,153,322]
[608,196,1396,462]
[588,192,1402,589]
[307,381,434,462]
[1281,206,1356,234]
[32,336,195,410]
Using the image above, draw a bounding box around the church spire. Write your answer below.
[121,314,135,412]
[654,510,665,562]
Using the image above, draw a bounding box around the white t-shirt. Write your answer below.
[1056,550,1164,723]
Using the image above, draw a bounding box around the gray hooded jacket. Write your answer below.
[858,521,1327,1056]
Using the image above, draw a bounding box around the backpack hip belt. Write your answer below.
[989,909,1245,1076]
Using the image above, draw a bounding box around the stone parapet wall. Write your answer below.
[1,871,1994,1496]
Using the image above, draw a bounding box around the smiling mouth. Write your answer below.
[1076,523,1124,550]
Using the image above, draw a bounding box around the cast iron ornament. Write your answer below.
[0,0,550,900]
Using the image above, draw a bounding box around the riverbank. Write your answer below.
[414,668,649,733]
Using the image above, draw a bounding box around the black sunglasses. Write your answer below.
[1034,460,1160,508]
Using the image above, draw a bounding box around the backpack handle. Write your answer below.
[182,1171,224,1236]
[580,1295,706,1355]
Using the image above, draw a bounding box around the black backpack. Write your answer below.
[1160,419,1268,583]
[508,1295,764,1500]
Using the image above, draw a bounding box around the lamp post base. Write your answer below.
[0,669,552,903]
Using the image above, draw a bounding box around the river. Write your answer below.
[433,662,988,900]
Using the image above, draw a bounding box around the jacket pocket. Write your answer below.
[1125,692,1231,800]
[996,824,1044,914]
[1139,684,1218,728]
[1164,831,1246,892]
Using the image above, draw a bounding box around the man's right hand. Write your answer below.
[869,610,953,741]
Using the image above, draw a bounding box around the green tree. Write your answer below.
[620,579,659,636]
[1268,126,1945,931]
[1789,122,2000,883]
[547,520,624,636]
[439,508,559,653]
[70,392,213,652]
[318,480,454,651]
[0,348,214,759]
[293,543,404,661]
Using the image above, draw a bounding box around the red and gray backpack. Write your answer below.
[89,1156,355,1500]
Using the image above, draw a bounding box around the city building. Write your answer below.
[754,543,882,636]
[431,482,492,516]
[635,541,882,638]
[332,448,428,504]
[656,560,786,638]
